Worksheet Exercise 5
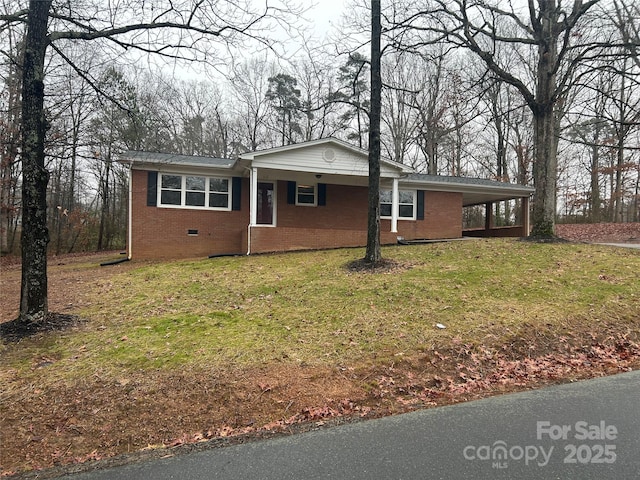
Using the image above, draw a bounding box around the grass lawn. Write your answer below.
[1,239,639,476]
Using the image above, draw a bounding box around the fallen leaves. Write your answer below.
[161,399,370,449]
[374,333,640,406]
[2,240,639,476]
[556,223,640,243]
[2,330,640,476]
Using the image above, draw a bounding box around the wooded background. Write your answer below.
[1,0,638,255]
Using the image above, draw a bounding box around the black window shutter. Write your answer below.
[232,177,242,211]
[147,171,158,206]
[417,190,425,220]
[287,181,296,204]
[318,183,327,206]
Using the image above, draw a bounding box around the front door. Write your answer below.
[257,182,275,225]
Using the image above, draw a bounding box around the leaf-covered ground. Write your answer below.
[1,233,639,478]
[556,222,640,243]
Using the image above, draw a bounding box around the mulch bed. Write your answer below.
[0,313,85,343]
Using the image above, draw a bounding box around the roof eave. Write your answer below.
[119,151,237,170]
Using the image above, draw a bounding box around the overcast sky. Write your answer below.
[307,1,346,36]
[167,1,350,80]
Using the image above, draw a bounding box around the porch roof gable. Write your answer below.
[239,137,413,178]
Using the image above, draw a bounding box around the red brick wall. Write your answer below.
[130,170,249,259]
[276,182,369,230]
[393,191,462,240]
[249,184,462,253]
[130,171,463,259]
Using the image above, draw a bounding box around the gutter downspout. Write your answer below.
[247,224,251,256]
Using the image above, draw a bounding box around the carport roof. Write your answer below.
[402,174,534,206]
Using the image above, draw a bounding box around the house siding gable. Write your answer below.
[250,143,402,178]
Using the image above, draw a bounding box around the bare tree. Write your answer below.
[381,52,420,164]
[0,22,23,255]
[365,0,382,264]
[1,0,300,323]
[294,52,343,142]
[562,1,640,223]
[229,56,275,152]
[612,0,640,68]
[391,0,610,238]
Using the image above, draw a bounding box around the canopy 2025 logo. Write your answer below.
[462,420,618,469]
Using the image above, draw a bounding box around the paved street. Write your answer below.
[56,371,640,480]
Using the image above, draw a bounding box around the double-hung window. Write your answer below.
[209,178,230,207]
[159,174,231,210]
[160,175,182,205]
[185,176,206,206]
[380,190,393,217]
[398,191,416,218]
[296,184,317,206]
[380,189,416,220]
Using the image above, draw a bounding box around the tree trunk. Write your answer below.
[590,122,601,222]
[634,164,639,222]
[529,5,560,238]
[613,61,627,223]
[365,0,382,264]
[530,106,559,237]
[20,0,52,323]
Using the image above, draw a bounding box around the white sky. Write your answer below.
[164,1,349,80]
[306,1,346,37]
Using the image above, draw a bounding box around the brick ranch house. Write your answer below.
[120,137,534,260]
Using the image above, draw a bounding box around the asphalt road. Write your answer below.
[55,371,640,480]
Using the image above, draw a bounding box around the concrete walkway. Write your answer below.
[55,371,640,480]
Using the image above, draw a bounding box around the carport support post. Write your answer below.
[485,202,494,233]
[522,196,530,236]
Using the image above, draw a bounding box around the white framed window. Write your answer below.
[185,175,206,206]
[209,177,230,208]
[296,183,317,206]
[159,174,231,210]
[380,189,416,220]
[160,174,182,205]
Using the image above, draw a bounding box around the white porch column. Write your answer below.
[127,162,133,259]
[391,177,399,233]
[250,167,258,226]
